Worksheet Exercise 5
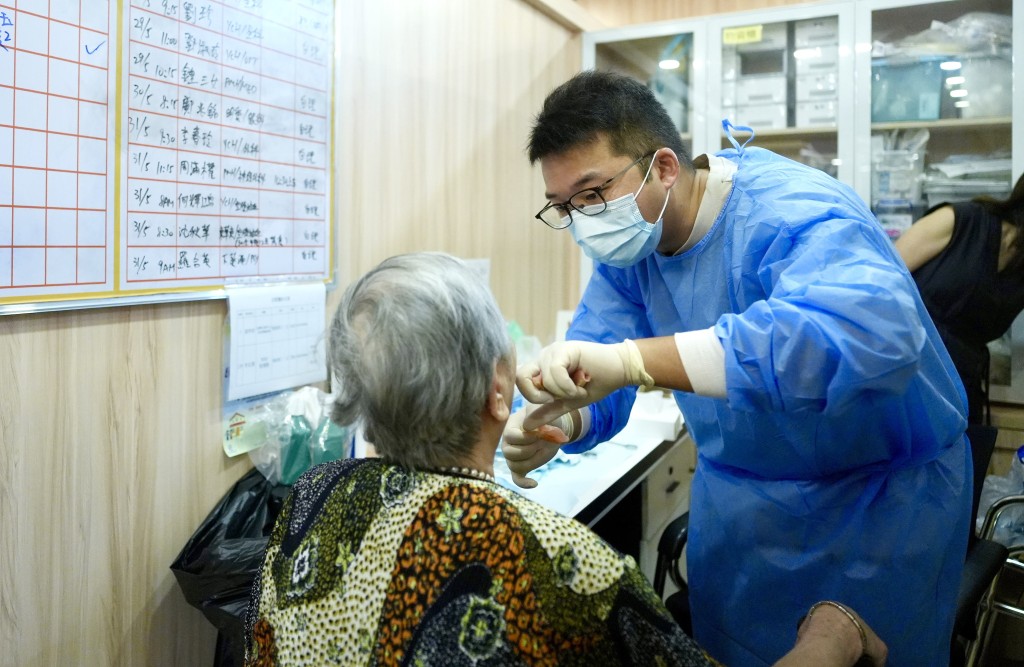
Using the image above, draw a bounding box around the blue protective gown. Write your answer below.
[564,147,971,666]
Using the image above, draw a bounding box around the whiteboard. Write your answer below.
[0,0,335,313]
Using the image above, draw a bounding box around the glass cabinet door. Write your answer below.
[712,10,848,180]
[864,0,1013,240]
[584,23,706,158]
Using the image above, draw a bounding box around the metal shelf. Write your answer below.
[871,116,1011,133]
[743,126,838,139]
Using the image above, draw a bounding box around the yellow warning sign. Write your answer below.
[723,25,763,45]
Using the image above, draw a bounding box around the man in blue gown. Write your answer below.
[503,70,970,666]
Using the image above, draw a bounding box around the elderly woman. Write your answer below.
[243,252,884,667]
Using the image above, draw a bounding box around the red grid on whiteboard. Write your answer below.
[124,0,331,285]
[0,0,111,289]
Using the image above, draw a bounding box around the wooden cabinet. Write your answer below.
[990,404,1024,476]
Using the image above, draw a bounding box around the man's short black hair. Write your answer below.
[528,70,690,166]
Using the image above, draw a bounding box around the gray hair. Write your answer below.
[328,252,512,469]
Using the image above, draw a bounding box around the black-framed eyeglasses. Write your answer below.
[535,150,657,230]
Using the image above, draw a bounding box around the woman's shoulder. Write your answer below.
[457,480,623,555]
[950,200,1002,228]
[287,466,641,594]
[482,483,645,594]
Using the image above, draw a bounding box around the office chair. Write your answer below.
[653,511,691,635]
[652,424,1011,663]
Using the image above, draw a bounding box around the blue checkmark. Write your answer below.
[85,40,106,55]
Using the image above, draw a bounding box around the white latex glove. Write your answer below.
[501,405,575,489]
[516,339,654,408]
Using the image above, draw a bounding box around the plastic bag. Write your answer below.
[976,445,1024,547]
[246,386,350,485]
[873,12,1012,58]
[895,12,1012,56]
[171,468,290,667]
[508,320,542,367]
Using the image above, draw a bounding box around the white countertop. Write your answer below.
[495,391,685,521]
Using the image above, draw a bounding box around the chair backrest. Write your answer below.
[951,424,1007,665]
[966,424,999,542]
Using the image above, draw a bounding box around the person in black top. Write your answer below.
[895,173,1024,424]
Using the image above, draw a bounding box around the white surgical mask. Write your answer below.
[571,153,671,268]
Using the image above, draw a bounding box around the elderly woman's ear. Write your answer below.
[486,359,516,422]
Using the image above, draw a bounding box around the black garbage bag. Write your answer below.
[171,467,290,667]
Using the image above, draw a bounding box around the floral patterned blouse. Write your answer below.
[244,457,711,666]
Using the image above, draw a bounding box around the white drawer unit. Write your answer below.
[722,47,739,81]
[726,102,788,130]
[733,21,788,53]
[734,74,787,106]
[796,100,839,127]
[739,103,788,129]
[795,45,839,77]
[796,72,838,102]
[639,433,695,597]
[794,16,839,48]
[737,47,787,79]
[641,434,695,541]
[721,81,737,108]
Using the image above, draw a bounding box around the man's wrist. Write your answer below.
[619,339,655,388]
[801,601,867,665]
[568,408,582,441]
[555,409,582,442]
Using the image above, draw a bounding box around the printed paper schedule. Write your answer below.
[0,0,334,306]
[123,0,332,289]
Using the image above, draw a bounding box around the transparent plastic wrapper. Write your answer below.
[507,320,542,367]
[976,445,1024,547]
[798,144,838,178]
[246,386,350,485]
[901,12,1011,55]
[873,12,1012,58]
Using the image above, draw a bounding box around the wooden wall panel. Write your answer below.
[0,302,250,665]
[578,0,802,25]
[0,1,582,664]
[333,0,583,337]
